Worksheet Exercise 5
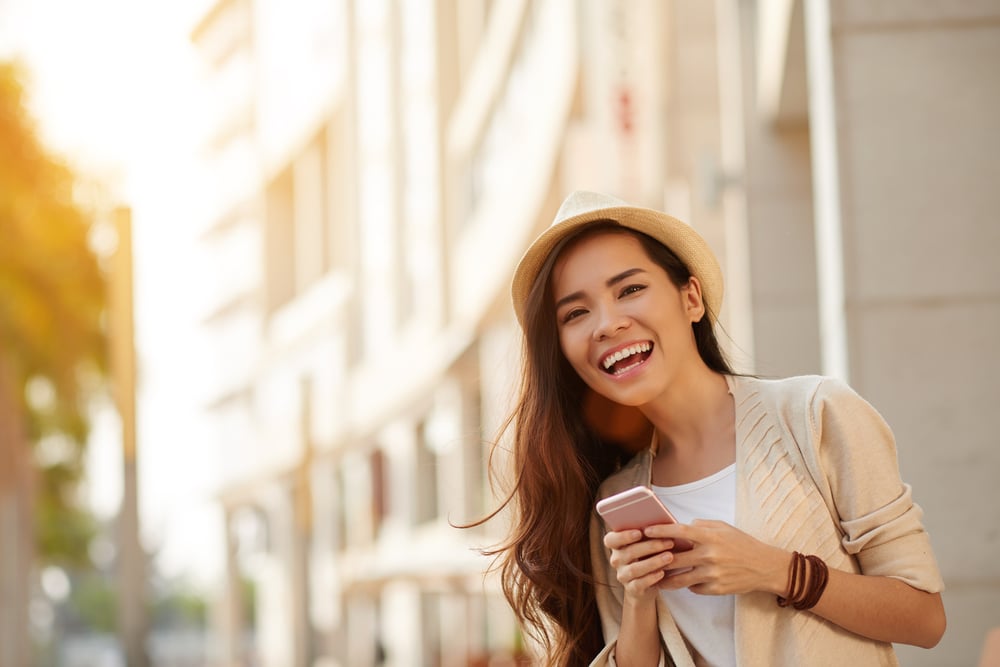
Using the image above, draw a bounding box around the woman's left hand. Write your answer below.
[644,519,791,596]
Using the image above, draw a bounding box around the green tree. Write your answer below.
[0,61,107,664]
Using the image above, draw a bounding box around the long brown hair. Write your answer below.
[477,222,733,665]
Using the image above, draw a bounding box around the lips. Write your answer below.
[600,342,653,375]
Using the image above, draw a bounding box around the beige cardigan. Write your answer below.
[588,375,944,666]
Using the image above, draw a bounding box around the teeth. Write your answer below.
[602,342,651,370]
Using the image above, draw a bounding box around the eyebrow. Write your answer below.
[554,267,648,311]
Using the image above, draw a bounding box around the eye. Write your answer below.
[560,307,588,324]
[619,284,646,298]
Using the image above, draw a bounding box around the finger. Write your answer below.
[620,550,675,585]
[643,522,695,541]
[652,548,699,580]
[687,581,727,596]
[604,529,643,550]
[628,538,675,557]
[624,568,667,597]
[608,539,675,569]
[664,545,698,567]
[655,566,701,591]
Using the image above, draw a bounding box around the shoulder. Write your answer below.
[731,374,885,446]
[734,374,892,455]
[731,373,862,412]
[733,373,823,396]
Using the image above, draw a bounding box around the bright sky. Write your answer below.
[1,0,224,584]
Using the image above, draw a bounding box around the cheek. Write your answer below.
[558,329,590,372]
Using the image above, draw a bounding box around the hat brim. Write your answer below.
[511,200,723,328]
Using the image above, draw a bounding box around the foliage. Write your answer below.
[60,564,210,634]
[36,475,98,569]
[242,576,257,627]
[0,60,107,564]
[152,585,209,630]
[64,571,118,634]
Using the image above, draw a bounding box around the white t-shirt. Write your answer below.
[653,464,737,667]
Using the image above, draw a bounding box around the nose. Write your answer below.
[593,304,629,341]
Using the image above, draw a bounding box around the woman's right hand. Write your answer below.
[604,528,677,602]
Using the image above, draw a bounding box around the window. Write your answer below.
[332,467,347,552]
[414,420,440,524]
[462,384,487,520]
[264,166,295,312]
[293,129,328,291]
[370,448,390,535]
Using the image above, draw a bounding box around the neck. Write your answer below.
[641,365,732,455]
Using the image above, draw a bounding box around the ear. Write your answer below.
[681,277,707,323]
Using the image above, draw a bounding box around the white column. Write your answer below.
[803,0,849,381]
[714,0,756,371]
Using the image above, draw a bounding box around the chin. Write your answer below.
[596,384,656,408]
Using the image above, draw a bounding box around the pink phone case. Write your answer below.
[596,486,693,551]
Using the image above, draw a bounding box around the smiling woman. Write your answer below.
[550,228,718,411]
[469,191,946,667]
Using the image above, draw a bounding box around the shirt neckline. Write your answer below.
[652,462,736,494]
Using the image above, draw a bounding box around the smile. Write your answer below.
[600,342,653,375]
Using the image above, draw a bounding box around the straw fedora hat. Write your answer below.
[510,190,724,328]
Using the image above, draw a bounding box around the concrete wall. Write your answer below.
[735,1,999,663]
[829,2,1000,664]
[738,0,822,377]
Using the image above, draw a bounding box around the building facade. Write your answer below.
[191,1,1000,665]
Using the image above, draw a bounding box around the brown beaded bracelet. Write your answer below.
[777,551,829,610]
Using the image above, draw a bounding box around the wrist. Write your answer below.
[766,549,795,596]
[623,588,660,611]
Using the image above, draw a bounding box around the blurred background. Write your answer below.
[1,0,998,665]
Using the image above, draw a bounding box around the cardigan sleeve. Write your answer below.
[808,377,944,593]
[589,503,670,667]
[590,507,624,649]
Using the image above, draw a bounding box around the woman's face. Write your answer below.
[550,231,705,408]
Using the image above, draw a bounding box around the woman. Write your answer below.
[483,191,945,666]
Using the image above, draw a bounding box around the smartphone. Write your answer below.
[596,486,693,551]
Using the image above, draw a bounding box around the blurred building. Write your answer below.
[190,1,999,666]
